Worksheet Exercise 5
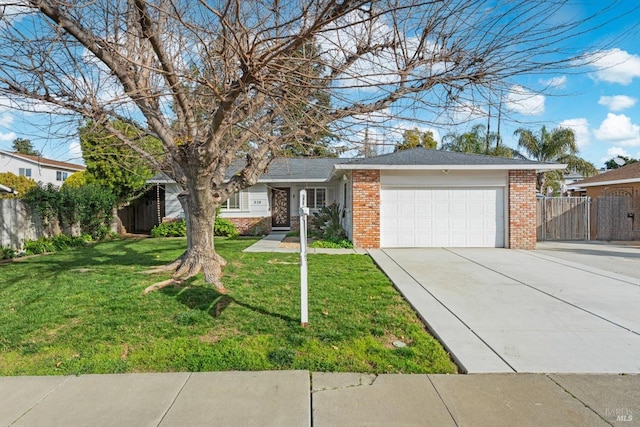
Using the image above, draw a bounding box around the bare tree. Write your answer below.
[0,0,632,292]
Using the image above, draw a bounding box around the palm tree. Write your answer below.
[514,126,597,193]
[441,124,523,158]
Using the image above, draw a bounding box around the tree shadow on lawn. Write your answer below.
[161,282,298,324]
[0,238,179,288]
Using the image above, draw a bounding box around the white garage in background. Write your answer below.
[379,170,507,248]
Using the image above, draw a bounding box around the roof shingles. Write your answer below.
[576,162,640,186]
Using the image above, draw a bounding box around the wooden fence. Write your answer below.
[536,197,590,241]
[592,195,639,241]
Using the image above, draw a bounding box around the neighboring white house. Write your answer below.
[0,151,85,186]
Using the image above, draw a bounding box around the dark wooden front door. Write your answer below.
[271,187,291,228]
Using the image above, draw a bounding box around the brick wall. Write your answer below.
[509,170,537,249]
[226,217,271,236]
[351,170,380,248]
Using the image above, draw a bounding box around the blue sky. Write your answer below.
[0,1,638,169]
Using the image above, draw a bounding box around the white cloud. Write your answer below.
[504,85,545,115]
[0,1,32,25]
[0,113,13,127]
[598,95,637,112]
[593,113,640,146]
[450,102,487,123]
[599,147,630,164]
[351,108,393,124]
[0,112,15,142]
[559,118,590,149]
[539,76,567,88]
[68,140,83,161]
[586,48,640,85]
[0,130,16,142]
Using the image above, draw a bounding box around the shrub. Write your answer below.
[310,202,353,247]
[151,220,187,237]
[23,182,115,239]
[24,237,56,254]
[310,239,354,249]
[214,217,239,237]
[62,171,88,189]
[23,235,90,255]
[22,183,59,225]
[0,172,37,199]
[0,246,16,260]
[151,216,239,238]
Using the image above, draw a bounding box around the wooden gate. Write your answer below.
[592,195,636,241]
[536,197,590,241]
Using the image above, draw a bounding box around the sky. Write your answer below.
[0,1,638,169]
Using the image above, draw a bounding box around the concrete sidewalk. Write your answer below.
[2,371,638,426]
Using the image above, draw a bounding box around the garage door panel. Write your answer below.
[381,187,505,248]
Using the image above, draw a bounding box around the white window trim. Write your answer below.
[305,187,327,210]
[221,190,242,211]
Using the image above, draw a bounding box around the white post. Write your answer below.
[299,189,309,327]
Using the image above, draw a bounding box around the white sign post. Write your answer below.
[299,189,309,327]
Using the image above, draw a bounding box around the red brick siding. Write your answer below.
[226,217,271,236]
[509,170,537,249]
[351,170,380,249]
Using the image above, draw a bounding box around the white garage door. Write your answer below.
[381,187,505,247]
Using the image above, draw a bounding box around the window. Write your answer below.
[56,171,68,181]
[306,188,326,209]
[19,168,32,177]
[222,191,241,210]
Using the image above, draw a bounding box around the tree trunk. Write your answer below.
[537,172,547,194]
[145,173,227,293]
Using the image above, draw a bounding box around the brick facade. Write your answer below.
[351,170,380,249]
[508,170,537,249]
[227,217,271,236]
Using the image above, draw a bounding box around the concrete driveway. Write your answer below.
[369,242,640,374]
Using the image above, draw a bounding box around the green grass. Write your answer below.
[0,237,457,376]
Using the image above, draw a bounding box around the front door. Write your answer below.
[271,187,291,228]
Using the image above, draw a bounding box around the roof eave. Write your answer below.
[256,178,330,183]
[335,164,566,171]
[575,177,640,188]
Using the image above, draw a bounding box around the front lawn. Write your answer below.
[0,237,457,375]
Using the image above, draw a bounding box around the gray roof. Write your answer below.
[341,147,552,168]
[227,157,349,182]
[147,148,564,186]
[148,157,348,184]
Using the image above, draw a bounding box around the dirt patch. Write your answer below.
[278,236,318,249]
